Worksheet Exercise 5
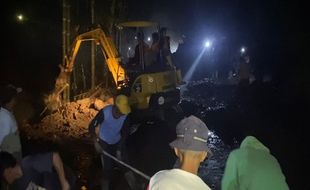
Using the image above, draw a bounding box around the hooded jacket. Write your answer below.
[221,136,289,190]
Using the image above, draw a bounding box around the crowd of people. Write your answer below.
[0,85,72,190]
[128,29,174,72]
[0,83,290,190]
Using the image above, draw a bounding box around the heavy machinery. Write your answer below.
[50,21,183,113]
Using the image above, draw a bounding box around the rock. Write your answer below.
[76,98,91,106]
[21,97,113,141]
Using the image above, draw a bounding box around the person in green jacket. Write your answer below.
[221,136,289,190]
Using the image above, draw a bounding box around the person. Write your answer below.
[159,28,173,68]
[0,151,71,190]
[235,54,252,106]
[221,136,289,190]
[238,54,251,87]
[144,32,160,69]
[88,94,132,189]
[0,85,22,160]
[132,32,150,70]
[150,32,160,53]
[148,115,212,190]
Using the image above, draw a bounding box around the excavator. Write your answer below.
[49,21,183,115]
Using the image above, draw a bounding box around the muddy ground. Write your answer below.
[15,80,307,190]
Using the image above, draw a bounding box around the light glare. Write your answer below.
[17,14,24,21]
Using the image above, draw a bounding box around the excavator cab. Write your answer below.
[116,21,183,110]
[116,21,173,73]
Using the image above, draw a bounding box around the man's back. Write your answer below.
[11,153,58,190]
[149,169,211,190]
[222,136,289,190]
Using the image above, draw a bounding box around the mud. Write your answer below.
[21,98,113,140]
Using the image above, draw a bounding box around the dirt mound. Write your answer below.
[21,98,113,140]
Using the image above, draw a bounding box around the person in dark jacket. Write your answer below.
[0,151,71,190]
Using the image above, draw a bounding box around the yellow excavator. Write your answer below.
[51,21,183,113]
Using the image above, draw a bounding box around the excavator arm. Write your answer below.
[65,28,125,86]
[45,23,183,113]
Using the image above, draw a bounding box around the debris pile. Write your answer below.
[21,97,113,140]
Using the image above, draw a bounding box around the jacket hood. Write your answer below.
[240,136,270,153]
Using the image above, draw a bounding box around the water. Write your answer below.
[199,131,238,189]
[179,81,239,189]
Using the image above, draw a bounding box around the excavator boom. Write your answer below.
[65,28,125,86]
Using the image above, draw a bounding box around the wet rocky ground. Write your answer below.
[17,80,306,190]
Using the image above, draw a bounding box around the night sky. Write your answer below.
[2,0,308,94]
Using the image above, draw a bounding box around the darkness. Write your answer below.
[2,0,308,89]
[2,0,62,95]
[1,0,309,189]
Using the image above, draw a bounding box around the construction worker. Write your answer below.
[0,151,71,190]
[0,85,22,160]
[148,115,212,190]
[222,136,289,190]
[88,94,132,189]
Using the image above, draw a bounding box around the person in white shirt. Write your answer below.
[148,115,212,190]
[0,85,22,160]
